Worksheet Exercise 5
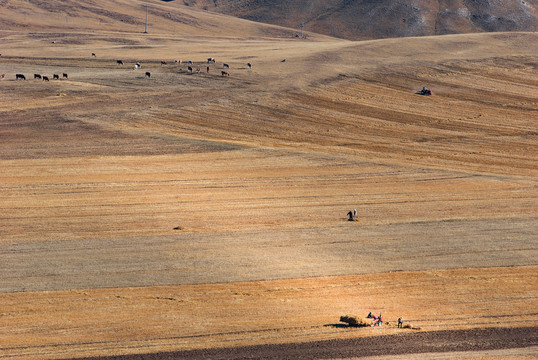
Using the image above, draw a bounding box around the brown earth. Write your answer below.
[187,0,538,40]
[0,1,537,359]
[1,267,537,359]
[75,327,538,359]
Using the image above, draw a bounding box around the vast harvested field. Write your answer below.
[0,0,537,359]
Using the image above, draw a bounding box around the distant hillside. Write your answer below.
[0,0,331,40]
[185,0,538,40]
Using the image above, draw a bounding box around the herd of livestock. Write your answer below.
[4,54,252,82]
[13,73,68,81]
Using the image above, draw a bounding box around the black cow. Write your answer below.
[117,60,124,65]
[63,73,68,79]
[145,72,151,78]
[42,76,49,81]
[53,74,59,80]
[16,74,26,80]
[34,74,42,79]
[223,63,229,69]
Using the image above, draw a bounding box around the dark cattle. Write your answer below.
[207,66,210,73]
[92,53,96,57]
[247,62,252,69]
[117,60,124,65]
[34,74,42,79]
[53,74,59,80]
[281,59,287,62]
[221,70,230,76]
[161,60,167,65]
[16,74,26,80]
[145,72,151,78]
[42,76,49,81]
[63,73,68,79]
[188,66,193,73]
[207,57,215,63]
[223,63,229,69]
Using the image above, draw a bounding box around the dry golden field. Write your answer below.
[0,1,537,359]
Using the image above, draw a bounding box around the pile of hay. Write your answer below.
[403,323,421,330]
[339,315,370,327]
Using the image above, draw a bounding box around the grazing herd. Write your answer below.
[14,72,68,81]
[7,52,257,83]
[116,55,245,77]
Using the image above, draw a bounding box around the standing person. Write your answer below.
[353,209,357,219]
[371,314,383,326]
[398,317,403,328]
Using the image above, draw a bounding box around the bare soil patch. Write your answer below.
[1,267,536,359]
[74,327,538,359]
[0,5,536,359]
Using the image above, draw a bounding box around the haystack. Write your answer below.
[339,315,370,327]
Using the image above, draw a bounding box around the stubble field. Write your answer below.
[0,2,537,358]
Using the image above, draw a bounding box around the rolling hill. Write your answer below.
[0,0,536,359]
[186,0,538,40]
[0,0,331,40]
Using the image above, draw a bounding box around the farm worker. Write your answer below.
[398,317,403,328]
[371,314,383,326]
[353,209,357,218]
